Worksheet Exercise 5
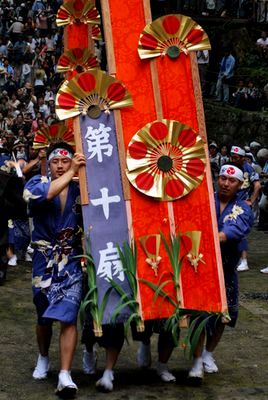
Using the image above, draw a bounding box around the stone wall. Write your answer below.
[203,99,268,147]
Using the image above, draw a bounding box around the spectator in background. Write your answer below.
[219,144,230,167]
[8,16,24,43]
[244,80,263,111]
[232,79,247,107]
[209,142,220,188]
[249,141,262,163]
[256,31,268,59]
[215,48,235,103]
[197,49,209,95]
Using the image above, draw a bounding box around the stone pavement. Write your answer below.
[0,228,267,400]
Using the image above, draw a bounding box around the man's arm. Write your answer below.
[247,180,261,206]
[218,231,227,242]
[47,153,85,200]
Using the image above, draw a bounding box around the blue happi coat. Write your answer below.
[215,193,253,325]
[24,175,83,324]
[215,192,254,268]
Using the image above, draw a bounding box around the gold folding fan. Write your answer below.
[56,70,133,120]
[138,14,211,60]
[33,123,75,149]
[56,0,100,27]
[57,48,99,73]
[126,119,206,201]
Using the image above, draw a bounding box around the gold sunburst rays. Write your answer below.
[126,119,206,201]
[55,69,133,120]
[138,14,211,60]
[56,0,100,27]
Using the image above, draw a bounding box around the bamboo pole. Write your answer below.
[100,0,131,201]
[190,51,227,311]
[73,116,89,205]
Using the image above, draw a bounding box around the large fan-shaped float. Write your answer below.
[126,119,206,201]
[56,0,100,27]
[56,70,133,120]
[57,48,99,73]
[138,14,210,60]
[33,123,75,149]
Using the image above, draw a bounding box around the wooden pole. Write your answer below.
[73,116,89,205]
[190,52,227,309]
[62,0,90,204]
[100,0,131,201]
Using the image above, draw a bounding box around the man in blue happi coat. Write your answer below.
[230,146,261,272]
[24,142,86,399]
[188,163,254,381]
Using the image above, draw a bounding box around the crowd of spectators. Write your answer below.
[153,0,266,21]
[0,0,64,167]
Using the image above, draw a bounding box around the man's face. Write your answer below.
[49,156,72,180]
[218,176,242,199]
[230,153,244,165]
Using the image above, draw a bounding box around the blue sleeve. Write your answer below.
[222,204,254,241]
[23,175,51,205]
[250,171,259,182]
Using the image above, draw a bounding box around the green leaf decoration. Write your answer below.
[108,241,144,335]
[140,231,226,358]
[77,234,113,337]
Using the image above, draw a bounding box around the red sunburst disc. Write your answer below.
[186,158,205,177]
[58,9,69,20]
[58,92,76,109]
[34,134,46,143]
[92,26,101,36]
[165,178,184,198]
[86,9,98,19]
[77,72,96,92]
[129,141,148,159]
[74,0,84,12]
[136,172,154,191]
[140,33,158,50]
[178,129,196,147]
[186,28,204,44]
[50,124,60,136]
[162,15,180,35]
[145,236,157,255]
[72,48,83,59]
[150,122,168,140]
[107,83,126,101]
[59,55,70,67]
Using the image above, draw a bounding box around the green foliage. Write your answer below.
[236,67,268,88]
[76,235,112,336]
[109,241,144,335]
[141,232,225,358]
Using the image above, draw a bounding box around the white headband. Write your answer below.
[219,164,244,182]
[230,146,245,157]
[48,148,73,161]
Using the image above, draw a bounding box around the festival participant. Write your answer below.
[230,146,261,272]
[133,321,177,382]
[23,142,86,399]
[188,163,254,381]
[82,321,125,392]
[0,170,27,285]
